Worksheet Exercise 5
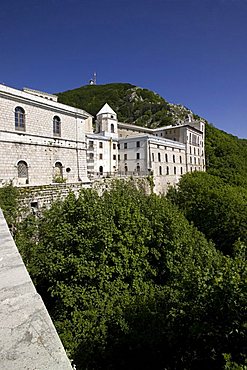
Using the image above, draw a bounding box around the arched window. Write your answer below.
[174,166,176,175]
[54,162,63,180]
[99,166,103,175]
[17,161,28,178]
[136,165,140,174]
[125,165,128,174]
[173,154,175,163]
[111,123,115,133]
[15,107,25,131]
[53,116,61,136]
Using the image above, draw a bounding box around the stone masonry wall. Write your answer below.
[0,209,73,370]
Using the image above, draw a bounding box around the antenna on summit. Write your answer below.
[89,72,97,85]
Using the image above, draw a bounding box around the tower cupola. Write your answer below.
[96,103,118,138]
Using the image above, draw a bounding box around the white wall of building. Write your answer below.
[0,84,92,186]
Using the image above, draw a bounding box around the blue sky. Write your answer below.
[1,0,247,138]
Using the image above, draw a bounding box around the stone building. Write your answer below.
[0,84,92,187]
[0,84,205,195]
[87,103,205,193]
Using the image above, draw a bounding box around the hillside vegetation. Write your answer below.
[57,83,193,128]
[58,83,247,185]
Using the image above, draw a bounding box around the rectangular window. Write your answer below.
[124,154,127,160]
[89,141,94,149]
[15,107,26,131]
[124,143,127,149]
[113,143,116,149]
[118,154,120,161]
[99,154,103,160]
[136,141,140,148]
[152,153,154,161]
[113,154,116,160]
[99,142,103,148]
[136,153,140,160]
[158,153,161,162]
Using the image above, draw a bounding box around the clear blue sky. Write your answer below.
[1,0,247,138]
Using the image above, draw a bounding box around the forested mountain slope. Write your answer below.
[58,83,247,185]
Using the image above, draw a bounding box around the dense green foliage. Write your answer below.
[167,172,247,255]
[206,124,247,186]
[0,184,19,226]
[57,83,178,127]
[16,181,246,369]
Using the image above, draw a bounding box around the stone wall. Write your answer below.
[0,209,73,370]
[0,84,91,187]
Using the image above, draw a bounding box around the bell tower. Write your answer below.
[96,103,118,139]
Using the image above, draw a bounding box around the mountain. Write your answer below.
[57,83,247,186]
[57,83,196,128]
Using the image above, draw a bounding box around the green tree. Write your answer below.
[16,181,246,369]
[167,171,247,255]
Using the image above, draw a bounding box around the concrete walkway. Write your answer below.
[0,209,72,370]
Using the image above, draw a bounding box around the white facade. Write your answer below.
[86,103,205,193]
[0,84,205,194]
[0,84,93,187]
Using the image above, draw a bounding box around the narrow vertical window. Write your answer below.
[111,124,114,133]
[166,166,169,175]
[158,153,161,162]
[159,166,162,175]
[15,107,25,131]
[53,116,61,137]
